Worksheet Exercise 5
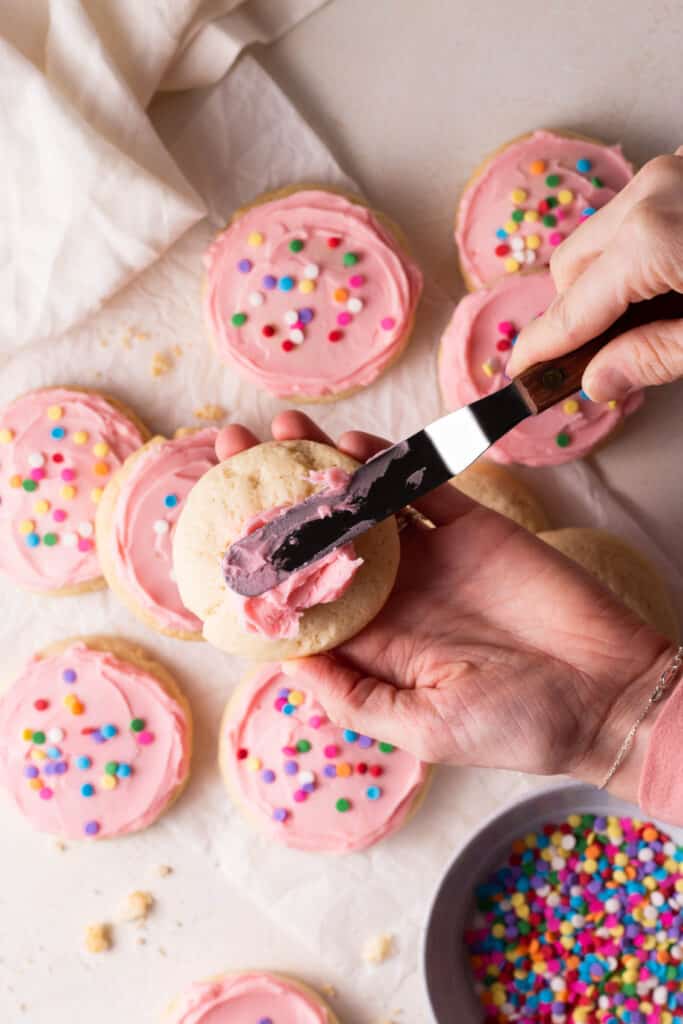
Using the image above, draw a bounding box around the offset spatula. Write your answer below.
[225,290,683,597]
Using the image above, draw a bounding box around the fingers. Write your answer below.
[338,430,474,526]
[215,425,260,461]
[508,246,631,377]
[282,655,435,761]
[271,410,334,446]
[583,319,683,400]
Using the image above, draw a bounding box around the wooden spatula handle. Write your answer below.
[513,290,683,415]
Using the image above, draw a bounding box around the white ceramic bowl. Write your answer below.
[422,780,683,1024]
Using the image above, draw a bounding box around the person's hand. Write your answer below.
[507,147,683,402]
[217,413,673,801]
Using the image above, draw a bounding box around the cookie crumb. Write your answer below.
[321,984,337,998]
[159,946,167,957]
[193,403,226,422]
[151,351,173,377]
[137,936,147,946]
[53,839,67,852]
[85,923,112,953]
[155,864,173,877]
[363,933,394,964]
[119,890,154,922]
[173,344,183,356]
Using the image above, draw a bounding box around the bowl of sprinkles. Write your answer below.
[423,781,683,1024]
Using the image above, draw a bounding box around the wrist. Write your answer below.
[572,638,676,801]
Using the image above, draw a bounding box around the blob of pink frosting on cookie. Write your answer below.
[225,664,427,852]
[230,470,363,640]
[456,131,634,288]
[0,643,190,839]
[110,430,218,633]
[0,389,144,591]
[168,972,329,1024]
[204,189,423,398]
[438,271,643,466]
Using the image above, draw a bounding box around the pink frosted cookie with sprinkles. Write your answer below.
[220,663,430,853]
[165,971,339,1024]
[204,186,423,400]
[96,428,218,640]
[438,271,643,466]
[455,130,634,289]
[0,637,192,840]
[0,388,148,595]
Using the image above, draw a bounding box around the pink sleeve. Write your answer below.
[638,680,683,825]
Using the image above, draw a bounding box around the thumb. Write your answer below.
[282,655,431,760]
[583,319,683,401]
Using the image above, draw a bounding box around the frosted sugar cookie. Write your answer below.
[0,637,192,839]
[438,271,642,466]
[0,388,147,594]
[204,186,423,400]
[173,440,400,659]
[455,129,634,289]
[219,663,429,853]
[165,971,339,1024]
[96,429,218,639]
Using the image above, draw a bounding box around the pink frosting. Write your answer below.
[0,643,190,839]
[111,430,218,633]
[456,131,634,288]
[439,271,643,466]
[0,388,144,591]
[225,664,428,853]
[168,972,329,1024]
[204,189,423,397]
[231,470,363,639]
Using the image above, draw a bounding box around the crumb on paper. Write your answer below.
[85,923,112,953]
[193,403,226,422]
[119,890,154,922]
[137,936,147,946]
[159,946,167,957]
[151,351,173,377]
[321,984,337,998]
[155,864,173,877]
[362,933,395,965]
[173,344,183,356]
[53,839,67,852]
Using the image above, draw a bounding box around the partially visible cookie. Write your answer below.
[220,663,430,853]
[0,387,148,594]
[539,529,680,642]
[452,461,549,533]
[455,129,634,289]
[164,971,339,1023]
[96,428,218,640]
[173,440,400,660]
[0,636,192,839]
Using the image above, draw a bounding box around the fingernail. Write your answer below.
[583,367,632,403]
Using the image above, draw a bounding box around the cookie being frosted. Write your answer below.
[204,187,423,400]
[455,130,634,288]
[0,637,191,839]
[220,664,429,853]
[96,429,218,638]
[173,441,401,659]
[439,271,643,466]
[0,388,146,593]
[165,972,338,1024]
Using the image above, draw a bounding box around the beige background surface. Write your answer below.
[259,0,683,584]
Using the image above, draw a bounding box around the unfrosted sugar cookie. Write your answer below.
[539,528,680,643]
[0,388,147,594]
[96,429,218,639]
[173,441,400,660]
[438,271,643,466]
[0,637,192,839]
[204,186,423,400]
[165,972,339,1024]
[452,461,549,533]
[455,130,634,289]
[220,664,429,853]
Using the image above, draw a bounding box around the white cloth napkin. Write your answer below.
[0,0,328,352]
